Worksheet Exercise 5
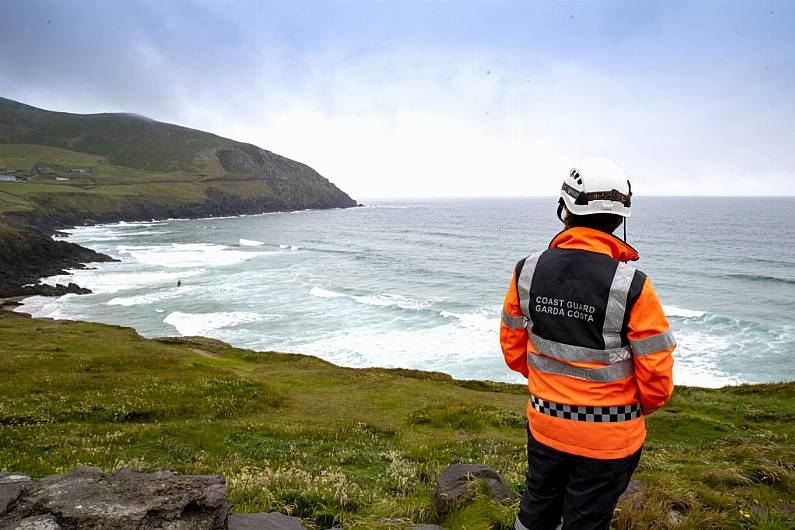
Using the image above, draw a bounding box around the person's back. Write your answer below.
[500,158,675,530]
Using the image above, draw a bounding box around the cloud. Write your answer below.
[1,0,793,197]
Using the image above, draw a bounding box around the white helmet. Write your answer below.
[558,158,632,218]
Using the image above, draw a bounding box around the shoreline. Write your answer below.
[0,203,358,299]
[11,207,795,391]
[3,303,790,393]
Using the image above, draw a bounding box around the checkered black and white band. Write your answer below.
[530,394,641,423]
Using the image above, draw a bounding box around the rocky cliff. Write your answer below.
[0,226,113,297]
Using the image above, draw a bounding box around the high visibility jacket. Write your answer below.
[500,227,675,459]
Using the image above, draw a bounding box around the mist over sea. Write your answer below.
[18,197,795,388]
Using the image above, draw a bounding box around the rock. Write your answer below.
[0,473,33,515]
[18,283,91,297]
[432,464,518,513]
[667,507,685,525]
[8,514,62,529]
[0,227,114,299]
[227,512,308,530]
[616,479,644,512]
[618,480,643,502]
[0,466,229,529]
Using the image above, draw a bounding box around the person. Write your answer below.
[500,158,675,530]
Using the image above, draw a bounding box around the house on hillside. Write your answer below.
[0,175,18,182]
[55,176,71,181]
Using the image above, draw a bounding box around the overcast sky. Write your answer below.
[1,1,793,198]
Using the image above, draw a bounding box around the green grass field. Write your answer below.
[0,143,274,220]
[0,309,792,529]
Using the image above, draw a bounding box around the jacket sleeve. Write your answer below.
[627,277,675,412]
[500,269,529,378]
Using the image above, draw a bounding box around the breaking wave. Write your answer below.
[663,305,706,318]
[163,311,278,336]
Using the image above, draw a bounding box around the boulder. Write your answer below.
[0,473,33,515]
[0,466,229,529]
[227,512,308,530]
[432,464,518,513]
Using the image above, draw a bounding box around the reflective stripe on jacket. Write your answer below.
[500,227,675,459]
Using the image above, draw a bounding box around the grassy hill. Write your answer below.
[0,97,356,230]
[1,309,792,529]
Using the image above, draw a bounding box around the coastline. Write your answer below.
[0,203,358,299]
[15,209,795,391]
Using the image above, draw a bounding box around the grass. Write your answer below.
[0,310,792,529]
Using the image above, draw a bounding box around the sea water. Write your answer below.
[17,197,795,388]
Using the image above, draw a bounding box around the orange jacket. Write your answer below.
[501,227,675,459]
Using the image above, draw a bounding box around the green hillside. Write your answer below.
[0,97,356,230]
[1,309,792,529]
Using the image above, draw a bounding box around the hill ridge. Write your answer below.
[0,96,357,231]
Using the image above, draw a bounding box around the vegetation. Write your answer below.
[0,97,356,229]
[0,310,792,529]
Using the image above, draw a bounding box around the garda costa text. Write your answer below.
[535,296,596,322]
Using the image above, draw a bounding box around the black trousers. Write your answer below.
[515,428,642,530]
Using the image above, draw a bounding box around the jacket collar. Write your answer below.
[549,227,640,262]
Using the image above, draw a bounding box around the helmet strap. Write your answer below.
[623,217,627,242]
[556,199,566,224]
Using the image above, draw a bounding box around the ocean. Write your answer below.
[17,197,795,388]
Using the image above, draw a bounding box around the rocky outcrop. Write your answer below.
[0,227,113,298]
[17,283,91,297]
[431,464,517,514]
[0,466,230,530]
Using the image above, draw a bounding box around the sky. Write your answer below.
[1,0,793,198]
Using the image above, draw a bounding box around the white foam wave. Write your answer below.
[163,311,274,336]
[279,244,301,250]
[126,243,264,268]
[664,305,706,318]
[14,295,77,319]
[40,268,205,294]
[239,238,265,246]
[352,293,429,310]
[310,287,346,298]
[440,310,499,332]
[107,286,197,307]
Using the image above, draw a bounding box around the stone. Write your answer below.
[227,512,308,530]
[8,514,61,530]
[0,466,229,529]
[617,479,644,510]
[0,473,33,516]
[432,464,518,513]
